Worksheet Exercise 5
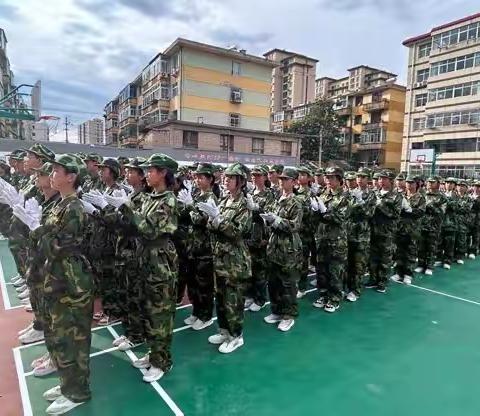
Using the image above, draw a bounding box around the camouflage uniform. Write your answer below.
[208,182,252,337]
[469,188,480,256]
[418,177,447,270]
[455,182,473,260]
[369,171,402,291]
[120,154,179,371]
[266,168,303,318]
[395,182,426,278]
[439,179,458,265]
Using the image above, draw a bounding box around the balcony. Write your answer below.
[335,107,351,116]
[362,121,388,130]
[363,99,389,112]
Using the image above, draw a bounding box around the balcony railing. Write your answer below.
[362,121,388,130]
[363,99,389,112]
[335,107,351,116]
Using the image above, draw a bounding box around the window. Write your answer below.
[355,96,363,106]
[360,128,386,144]
[412,118,425,131]
[415,93,428,107]
[418,43,431,58]
[432,22,480,49]
[161,84,169,100]
[182,130,198,148]
[229,113,240,127]
[416,68,429,83]
[252,138,264,154]
[171,82,178,98]
[273,112,284,122]
[353,134,361,143]
[427,138,477,153]
[354,115,362,125]
[425,109,480,128]
[430,52,480,76]
[281,141,292,156]
[220,134,234,152]
[428,81,480,102]
[232,61,242,76]
[230,88,242,103]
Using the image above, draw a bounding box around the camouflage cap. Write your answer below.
[344,171,357,180]
[117,156,130,165]
[98,158,121,176]
[214,164,225,173]
[324,166,344,179]
[314,168,325,176]
[32,162,54,176]
[26,143,55,161]
[445,177,457,184]
[7,149,26,160]
[85,153,103,163]
[457,179,468,187]
[474,180,480,186]
[395,172,406,181]
[427,175,442,183]
[405,175,417,182]
[278,167,299,180]
[372,171,381,180]
[379,170,395,180]
[76,152,87,160]
[195,162,215,176]
[356,167,371,178]
[251,164,269,175]
[140,153,178,173]
[0,159,10,173]
[124,157,147,170]
[296,165,313,176]
[52,154,85,175]
[269,164,284,174]
[224,163,247,178]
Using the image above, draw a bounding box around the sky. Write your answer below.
[0,0,478,142]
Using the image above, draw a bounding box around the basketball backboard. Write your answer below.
[409,148,435,163]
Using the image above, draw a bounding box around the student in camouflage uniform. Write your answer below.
[82,153,104,193]
[112,154,178,383]
[439,178,458,269]
[311,167,350,311]
[0,159,11,182]
[367,170,402,293]
[268,164,283,199]
[345,168,375,302]
[179,163,217,331]
[30,154,94,415]
[417,176,447,275]
[295,165,317,298]
[468,181,480,258]
[313,168,326,195]
[455,179,473,264]
[392,176,426,285]
[395,173,406,194]
[199,163,252,353]
[244,165,274,311]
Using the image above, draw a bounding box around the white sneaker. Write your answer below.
[191,319,214,331]
[244,297,254,308]
[468,253,476,259]
[112,335,127,347]
[118,339,142,351]
[249,302,263,312]
[18,288,30,300]
[208,330,229,345]
[218,336,244,354]
[46,395,85,414]
[19,328,44,344]
[43,385,62,402]
[277,319,295,332]
[390,274,401,282]
[434,261,442,267]
[346,292,358,302]
[16,284,27,293]
[443,263,451,270]
[414,267,424,273]
[312,297,326,309]
[31,352,50,369]
[263,313,282,324]
[456,259,464,265]
[296,290,306,299]
[11,275,23,284]
[18,322,33,337]
[403,275,412,285]
[424,268,433,276]
[34,357,57,377]
[324,302,340,313]
[13,279,25,288]
[184,315,198,326]
[20,298,30,305]
[142,365,165,383]
[132,354,150,369]
[24,303,33,312]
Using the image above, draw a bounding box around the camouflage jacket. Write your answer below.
[456,193,473,231]
[270,183,282,200]
[296,186,316,239]
[315,187,350,243]
[371,189,402,236]
[421,190,447,231]
[471,196,480,228]
[347,187,376,243]
[442,191,458,231]
[398,192,426,237]
[247,187,275,249]
[33,194,94,297]
[82,173,104,193]
[266,193,303,267]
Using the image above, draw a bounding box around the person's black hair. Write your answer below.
[164,169,176,190]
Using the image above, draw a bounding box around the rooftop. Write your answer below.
[263,48,319,63]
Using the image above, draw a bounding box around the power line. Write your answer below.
[43,107,102,116]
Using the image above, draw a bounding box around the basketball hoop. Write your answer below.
[39,115,60,134]
[416,155,426,163]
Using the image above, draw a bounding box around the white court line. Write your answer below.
[13,348,33,416]
[0,255,13,310]
[409,283,480,306]
[107,326,185,416]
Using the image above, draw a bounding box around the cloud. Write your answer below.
[209,29,274,49]
[0,3,19,21]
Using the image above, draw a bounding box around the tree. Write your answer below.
[286,99,342,163]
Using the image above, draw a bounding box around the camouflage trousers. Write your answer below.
[268,262,299,318]
[439,229,456,264]
[246,247,268,306]
[141,246,177,370]
[347,240,369,296]
[175,241,189,304]
[96,260,122,319]
[9,242,27,278]
[298,235,317,292]
[369,231,395,286]
[395,232,419,277]
[317,238,347,303]
[44,292,94,403]
[30,285,45,331]
[418,228,441,269]
[187,256,214,322]
[121,261,146,343]
[468,225,480,255]
[455,228,468,260]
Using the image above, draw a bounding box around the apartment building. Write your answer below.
[0,28,14,138]
[402,12,480,178]
[78,118,104,145]
[104,98,119,146]
[264,49,318,132]
[117,76,141,148]
[24,121,49,142]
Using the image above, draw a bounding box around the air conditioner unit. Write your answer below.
[231,90,242,103]
[414,82,426,89]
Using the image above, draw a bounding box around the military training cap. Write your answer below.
[314,168,325,176]
[372,171,381,180]
[427,175,442,183]
[117,156,130,165]
[324,166,344,179]
[32,162,54,176]
[457,179,468,187]
[344,171,357,180]
[356,167,371,178]
[124,157,147,170]
[395,172,406,181]
[26,143,55,161]
[7,149,26,160]
[52,154,84,175]
[98,158,121,176]
[379,170,395,180]
[296,165,313,176]
[140,153,178,173]
[269,164,284,174]
[85,153,103,163]
[195,162,215,176]
[474,180,480,186]
[445,177,457,184]
[224,163,247,178]
[278,167,299,180]
[405,175,417,182]
[251,164,269,175]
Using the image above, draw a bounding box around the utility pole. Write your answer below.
[64,115,70,143]
[318,129,323,168]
